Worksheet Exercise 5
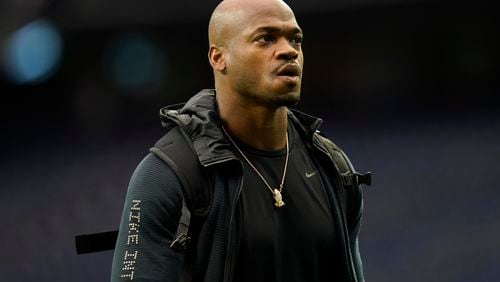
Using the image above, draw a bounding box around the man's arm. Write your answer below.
[111,153,185,281]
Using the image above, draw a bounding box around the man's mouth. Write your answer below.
[276,64,301,77]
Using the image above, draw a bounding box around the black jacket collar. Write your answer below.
[159,89,323,166]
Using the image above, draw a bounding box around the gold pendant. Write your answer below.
[273,189,285,208]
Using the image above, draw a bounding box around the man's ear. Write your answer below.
[208,44,226,73]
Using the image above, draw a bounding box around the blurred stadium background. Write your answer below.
[1,0,499,281]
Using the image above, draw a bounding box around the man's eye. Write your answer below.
[257,35,274,43]
[291,36,303,45]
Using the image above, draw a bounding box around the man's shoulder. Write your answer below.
[126,152,184,212]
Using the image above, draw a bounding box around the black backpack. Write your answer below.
[75,125,371,254]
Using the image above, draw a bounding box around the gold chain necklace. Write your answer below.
[222,126,289,208]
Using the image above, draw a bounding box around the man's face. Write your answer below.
[223,2,304,107]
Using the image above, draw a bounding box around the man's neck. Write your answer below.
[217,93,288,151]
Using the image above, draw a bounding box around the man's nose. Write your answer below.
[276,39,299,61]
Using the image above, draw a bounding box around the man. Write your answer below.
[111,0,366,281]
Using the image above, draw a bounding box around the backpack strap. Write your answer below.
[315,133,371,189]
[149,125,211,252]
[75,125,210,254]
[75,230,118,254]
[315,133,370,282]
[314,132,371,227]
[150,126,211,218]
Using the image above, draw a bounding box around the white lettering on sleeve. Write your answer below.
[121,199,141,280]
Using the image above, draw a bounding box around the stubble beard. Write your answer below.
[237,88,300,108]
[234,78,301,108]
[270,91,300,107]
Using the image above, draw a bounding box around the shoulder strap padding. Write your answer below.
[150,126,212,218]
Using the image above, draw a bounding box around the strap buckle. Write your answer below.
[169,233,192,252]
[342,172,372,187]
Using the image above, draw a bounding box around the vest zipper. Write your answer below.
[222,165,244,282]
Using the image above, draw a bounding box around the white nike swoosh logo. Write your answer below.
[305,171,317,178]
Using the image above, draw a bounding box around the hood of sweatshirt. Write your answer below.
[159,89,323,167]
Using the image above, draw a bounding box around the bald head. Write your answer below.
[207,0,304,106]
[208,0,295,47]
